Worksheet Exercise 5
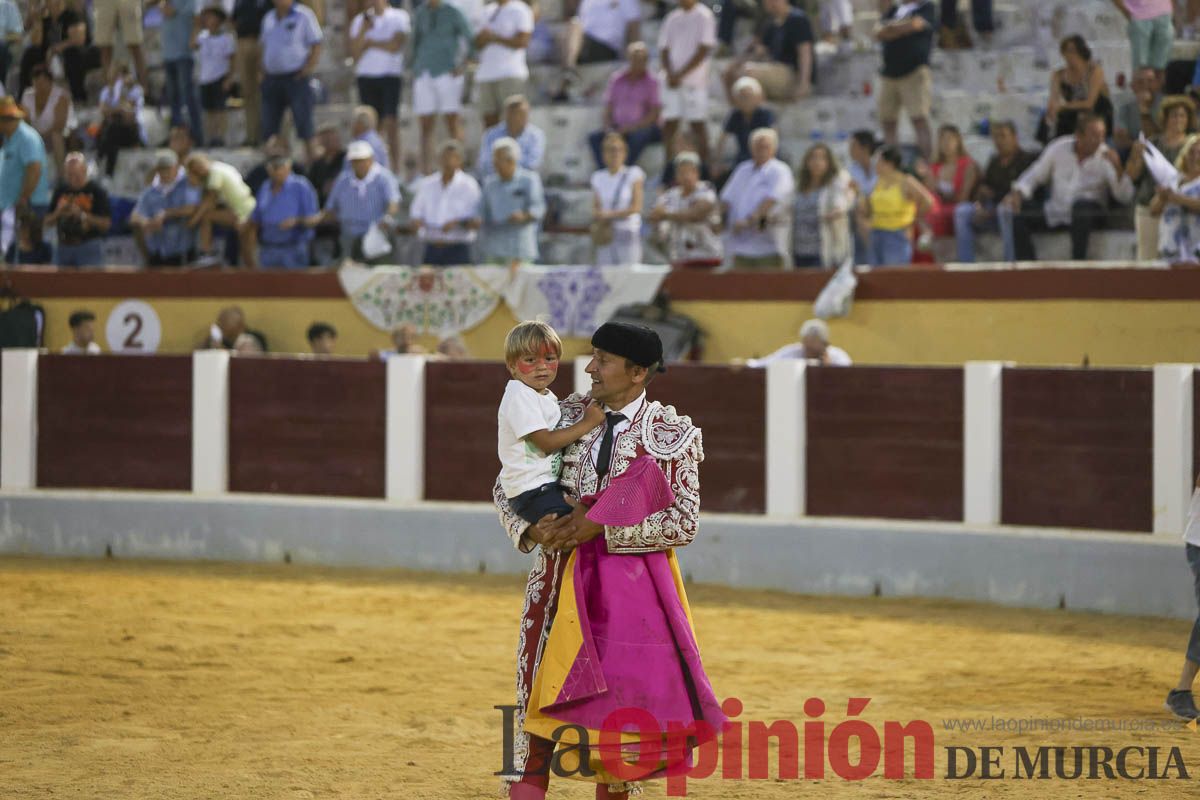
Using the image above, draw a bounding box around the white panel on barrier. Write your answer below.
[1153,364,1195,537]
[963,362,1005,526]
[192,350,230,494]
[1,349,38,490]
[387,355,427,504]
[766,360,806,517]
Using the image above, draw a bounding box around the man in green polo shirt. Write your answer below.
[410,0,473,174]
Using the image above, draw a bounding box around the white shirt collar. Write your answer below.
[605,391,646,420]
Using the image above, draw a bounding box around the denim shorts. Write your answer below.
[510,482,573,525]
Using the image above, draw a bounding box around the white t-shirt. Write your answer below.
[658,3,716,90]
[498,379,563,497]
[747,342,852,367]
[578,0,641,54]
[591,165,645,232]
[349,7,411,77]
[474,0,534,82]
[196,30,236,84]
[61,342,101,355]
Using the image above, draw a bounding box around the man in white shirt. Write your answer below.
[473,0,534,128]
[658,0,715,167]
[349,0,411,172]
[999,114,1136,261]
[410,140,482,266]
[62,310,102,355]
[555,0,642,100]
[719,127,795,269]
[745,318,852,367]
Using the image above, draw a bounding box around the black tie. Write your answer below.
[595,412,626,481]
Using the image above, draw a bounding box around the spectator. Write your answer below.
[436,335,469,358]
[953,120,1037,263]
[590,131,646,266]
[308,126,347,204]
[1114,0,1174,75]
[246,135,307,196]
[859,144,935,266]
[714,76,775,184]
[1001,114,1134,262]
[130,150,203,267]
[1115,67,1164,151]
[307,321,337,354]
[1127,96,1196,260]
[746,318,853,366]
[63,310,101,354]
[233,0,272,146]
[0,1,19,89]
[1043,35,1113,143]
[94,0,145,85]
[312,140,401,262]
[723,0,815,103]
[719,127,794,269]
[206,305,251,349]
[45,152,112,268]
[234,332,267,353]
[555,0,642,100]
[156,0,205,146]
[20,64,72,171]
[823,0,855,51]
[846,129,879,263]
[473,0,534,128]
[875,0,936,158]
[920,124,979,238]
[660,128,712,187]
[20,0,94,103]
[792,142,855,268]
[260,0,323,163]
[0,98,51,216]
[411,0,473,175]
[587,42,661,169]
[1152,134,1200,261]
[196,6,236,148]
[349,0,410,172]
[478,94,546,178]
[648,150,723,269]
[5,207,53,265]
[348,105,390,171]
[480,137,545,266]
[939,0,993,48]
[373,323,428,358]
[659,0,716,166]
[96,62,145,176]
[167,124,195,169]
[410,140,482,265]
[252,154,319,268]
[185,152,259,268]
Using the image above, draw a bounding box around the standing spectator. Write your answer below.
[480,137,545,265]
[20,0,94,103]
[846,129,879,264]
[859,144,935,266]
[0,0,24,91]
[590,131,646,266]
[311,140,401,262]
[63,310,101,354]
[719,127,794,269]
[5,207,53,264]
[1000,114,1134,262]
[1152,134,1200,261]
[96,62,145,175]
[659,0,716,166]
[349,0,410,172]
[233,0,271,146]
[20,64,72,171]
[587,42,661,169]
[130,150,203,267]
[478,94,545,178]
[94,0,146,85]
[309,126,347,205]
[473,0,534,129]
[0,98,51,216]
[185,152,259,268]
[155,0,205,146]
[260,0,323,163]
[251,155,319,268]
[409,140,482,265]
[723,0,815,103]
[411,0,473,175]
[952,120,1037,263]
[823,0,855,50]
[714,76,775,184]
[920,124,979,238]
[349,105,390,170]
[307,322,337,354]
[648,150,723,268]
[45,153,113,268]
[1114,67,1163,151]
[555,0,642,100]
[792,142,855,268]
[1114,0,1174,75]
[196,6,236,147]
[1043,35,1113,144]
[875,0,936,159]
[1127,96,1196,260]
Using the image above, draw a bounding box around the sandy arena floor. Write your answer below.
[2,555,1200,798]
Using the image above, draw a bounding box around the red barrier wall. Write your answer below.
[228,358,386,498]
[1001,368,1153,532]
[38,354,192,490]
[805,366,964,521]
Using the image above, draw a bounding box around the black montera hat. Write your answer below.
[591,322,667,372]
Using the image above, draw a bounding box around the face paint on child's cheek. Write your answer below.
[516,360,539,375]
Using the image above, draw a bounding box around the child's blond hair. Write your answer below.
[504,321,562,365]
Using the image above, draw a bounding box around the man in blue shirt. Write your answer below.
[156,0,205,145]
[130,150,203,267]
[476,95,545,179]
[305,140,400,263]
[252,155,319,269]
[0,99,51,221]
[260,0,324,162]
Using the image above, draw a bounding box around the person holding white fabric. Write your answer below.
[305,140,401,263]
[744,319,852,367]
[1151,134,1200,263]
[590,131,645,266]
[410,139,483,266]
[719,127,794,269]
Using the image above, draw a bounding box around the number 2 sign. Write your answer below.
[105,300,162,354]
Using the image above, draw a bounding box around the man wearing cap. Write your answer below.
[251,154,319,269]
[493,322,724,800]
[306,140,400,263]
[130,150,204,267]
[0,97,51,221]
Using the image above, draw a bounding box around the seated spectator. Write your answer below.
[307,321,337,355]
[875,0,935,158]
[1116,0,1174,75]
[555,0,642,100]
[792,142,855,268]
[658,0,715,166]
[953,120,1037,263]
[722,0,815,103]
[195,5,236,147]
[590,131,646,266]
[480,137,545,266]
[62,309,101,354]
[349,104,390,172]
[410,0,472,175]
[372,322,428,358]
[1001,114,1134,262]
[234,331,267,353]
[246,135,308,196]
[167,125,195,171]
[45,152,112,268]
[920,124,979,238]
[719,127,794,269]
[204,305,265,350]
[251,154,319,269]
[1127,96,1197,260]
[746,318,852,367]
[96,62,145,176]
[0,0,22,90]
[473,0,534,128]
[311,140,401,262]
[1043,35,1113,144]
[19,0,95,103]
[0,97,52,215]
[660,128,712,188]
[648,151,722,269]
[409,140,482,266]
[130,149,203,267]
[308,126,347,204]
[1151,133,1200,261]
[260,0,323,163]
[436,335,469,359]
[859,144,935,267]
[348,0,410,172]
[714,77,775,184]
[20,64,72,171]
[185,152,259,269]
[937,0,991,49]
[1115,67,1164,151]
[5,206,53,265]
[478,95,546,179]
[587,42,661,169]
